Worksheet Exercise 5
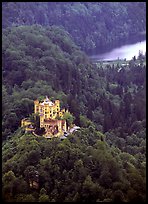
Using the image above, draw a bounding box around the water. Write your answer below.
[90,40,146,61]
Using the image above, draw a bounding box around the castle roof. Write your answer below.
[44,118,56,122]
[40,96,54,106]
[40,101,54,106]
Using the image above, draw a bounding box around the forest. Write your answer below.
[2,2,146,202]
[2,2,146,54]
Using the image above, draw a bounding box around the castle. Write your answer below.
[21,96,68,137]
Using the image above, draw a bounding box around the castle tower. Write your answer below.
[34,100,39,114]
[55,100,60,112]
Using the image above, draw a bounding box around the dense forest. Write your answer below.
[2,127,146,202]
[2,2,146,202]
[2,2,146,54]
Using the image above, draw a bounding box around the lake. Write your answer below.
[90,40,146,61]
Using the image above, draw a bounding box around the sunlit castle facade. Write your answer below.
[21,96,68,137]
[34,96,66,126]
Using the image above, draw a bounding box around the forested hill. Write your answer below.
[2,6,146,202]
[2,25,93,137]
[2,25,146,144]
[2,126,146,202]
[2,2,146,54]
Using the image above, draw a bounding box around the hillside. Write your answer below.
[2,127,146,202]
[2,14,146,202]
[2,25,94,138]
[2,2,146,54]
[2,24,146,145]
[3,24,146,136]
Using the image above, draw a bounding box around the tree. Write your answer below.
[29,113,42,135]
[2,171,17,202]
[27,149,41,165]
[12,177,28,195]
[2,170,16,186]
[79,114,95,128]
[39,194,50,202]
[24,166,39,189]
[63,112,75,127]
[15,194,36,202]
[99,170,112,188]
[82,175,101,202]
[39,188,50,202]
[113,190,125,202]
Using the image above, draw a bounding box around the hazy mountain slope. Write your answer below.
[2,2,146,54]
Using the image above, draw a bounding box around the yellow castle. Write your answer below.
[21,96,68,137]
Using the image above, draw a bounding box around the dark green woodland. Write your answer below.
[2,2,146,202]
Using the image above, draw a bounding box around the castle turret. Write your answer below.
[55,100,60,112]
[45,96,49,102]
[34,100,39,114]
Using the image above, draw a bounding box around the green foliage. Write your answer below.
[79,114,95,128]
[2,4,146,202]
[63,112,75,127]
[2,25,145,143]
[2,170,16,185]
[15,194,36,202]
[2,128,146,202]
[39,194,50,202]
[2,2,146,54]
[2,25,95,139]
